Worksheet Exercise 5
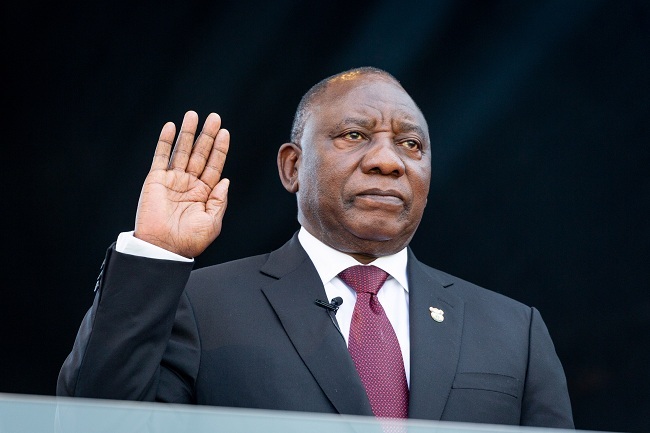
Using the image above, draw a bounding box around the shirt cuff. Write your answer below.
[116,231,194,262]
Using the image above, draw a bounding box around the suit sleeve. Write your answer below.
[521,307,574,428]
[56,245,198,402]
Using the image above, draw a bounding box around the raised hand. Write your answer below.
[134,111,230,258]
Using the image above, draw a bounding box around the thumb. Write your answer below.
[206,178,230,223]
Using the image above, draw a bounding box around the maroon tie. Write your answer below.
[339,265,409,418]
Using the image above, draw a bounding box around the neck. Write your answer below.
[347,252,377,264]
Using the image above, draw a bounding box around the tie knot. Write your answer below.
[339,265,389,295]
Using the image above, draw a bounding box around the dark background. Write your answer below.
[2,1,649,432]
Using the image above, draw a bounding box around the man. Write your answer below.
[58,67,574,427]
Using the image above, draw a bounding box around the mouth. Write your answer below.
[355,189,405,207]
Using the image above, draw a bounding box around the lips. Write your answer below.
[355,188,405,207]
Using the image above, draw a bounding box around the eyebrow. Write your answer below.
[333,117,376,131]
[332,117,426,138]
[393,120,427,139]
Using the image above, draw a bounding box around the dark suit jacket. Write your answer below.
[57,233,573,428]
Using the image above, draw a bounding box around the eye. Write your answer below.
[399,139,421,151]
[342,131,365,140]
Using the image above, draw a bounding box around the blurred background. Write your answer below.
[2,1,648,431]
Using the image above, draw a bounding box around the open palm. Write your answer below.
[134,111,230,258]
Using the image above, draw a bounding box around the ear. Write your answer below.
[277,143,301,193]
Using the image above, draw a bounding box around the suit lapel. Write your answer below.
[259,234,373,416]
[407,251,465,420]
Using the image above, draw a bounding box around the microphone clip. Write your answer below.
[314,297,343,313]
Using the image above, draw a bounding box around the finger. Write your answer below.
[200,128,230,189]
[169,111,199,171]
[186,112,222,177]
[150,122,176,171]
[206,178,230,235]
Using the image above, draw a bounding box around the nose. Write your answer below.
[360,136,406,177]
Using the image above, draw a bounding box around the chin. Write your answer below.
[348,223,409,245]
[347,215,420,253]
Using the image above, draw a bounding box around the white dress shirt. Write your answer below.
[116,227,411,385]
[297,228,410,385]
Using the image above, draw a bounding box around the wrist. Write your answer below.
[120,231,194,262]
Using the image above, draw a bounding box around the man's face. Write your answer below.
[295,75,431,261]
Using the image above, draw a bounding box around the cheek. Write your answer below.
[412,163,431,190]
[309,158,351,200]
[408,170,431,209]
[298,157,345,212]
[414,179,430,202]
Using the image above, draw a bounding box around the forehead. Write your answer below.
[308,76,428,133]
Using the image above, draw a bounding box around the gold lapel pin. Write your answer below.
[429,307,445,322]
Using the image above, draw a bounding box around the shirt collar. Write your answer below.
[297,227,409,291]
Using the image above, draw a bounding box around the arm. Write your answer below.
[56,246,196,400]
[521,307,574,428]
[57,112,230,400]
